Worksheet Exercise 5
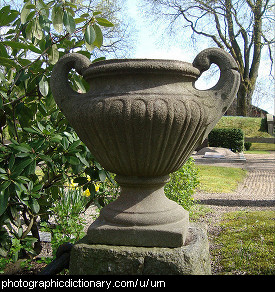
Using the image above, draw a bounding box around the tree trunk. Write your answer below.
[236,81,254,116]
[22,208,42,256]
[31,218,42,255]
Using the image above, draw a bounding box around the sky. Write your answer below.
[126,0,197,61]
[125,0,274,115]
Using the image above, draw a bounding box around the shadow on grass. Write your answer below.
[197,199,275,207]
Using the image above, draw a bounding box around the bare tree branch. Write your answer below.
[141,0,274,116]
[262,33,274,75]
[177,6,225,48]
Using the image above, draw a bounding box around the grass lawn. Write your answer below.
[196,165,247,193]
[212,210,275,275]
[245,143,275,154]
[215,116,273,138]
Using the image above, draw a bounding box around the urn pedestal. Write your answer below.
[69,223,211,275]
[51,48,240,274]
[88,175,189,247]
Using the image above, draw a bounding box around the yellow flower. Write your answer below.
[69,180,78,189]
[82,183,100,197]
[95,183,100,192]
[83,188,91,197]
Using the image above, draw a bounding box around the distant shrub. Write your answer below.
[208,128,244,152]
[260,117,268,132]
[244,142,252,151]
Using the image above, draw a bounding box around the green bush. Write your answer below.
[0,1,114,260]
[164,158,199,210]
[40,187,88,256]
[244,142,252,151]
[208,128,244,152]
[260,117,268,132]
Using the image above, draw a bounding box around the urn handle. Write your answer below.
[192,48,240,114]
[50,53,92,111]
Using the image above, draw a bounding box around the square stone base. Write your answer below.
[69,223,211,275]
[86,216,189,248]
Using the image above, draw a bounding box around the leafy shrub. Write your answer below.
[260,117,268,132]
[40,187,88,256]
[208,128,244,152]
[244,142,252,151]
[0,1,114,259]
[164,158,199,210]
[41,176,119,257]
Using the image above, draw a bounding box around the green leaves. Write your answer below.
[0,56,18,69]
[93,24,103,48]
[20,1,31,24]
[0,190,9,216]
[39,76,49,97]
[98,170,107,182]
[83,16,113,50]
[2,41,41,54]
[96,17,114,27]
[85,24,96,45]
[84,24,104,49]
[63,11,75,34]
[33,18,43,40]
[0,0,116,260]
[164,158,199,210]
[65,156,80,165]
[29,197,40,214]
[52,5,63,33]
[48,43,59,65]
[0,5,19,27]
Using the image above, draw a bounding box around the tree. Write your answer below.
[1,0,134,58]
[0,0,118,259]
[75,0,135,57]
[141,0,274,116]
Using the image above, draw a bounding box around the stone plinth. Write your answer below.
[69,223,211,275]
[87,175,189,248]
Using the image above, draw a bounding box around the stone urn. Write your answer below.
[51,48,240,248]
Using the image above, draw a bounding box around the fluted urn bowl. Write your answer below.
[51,48,240,247]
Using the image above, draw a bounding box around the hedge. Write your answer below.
[208,128,244,152]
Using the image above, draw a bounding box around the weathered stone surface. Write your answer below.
[51,48,240,248]
[69,223,211,275]
[87,176,189,247]
[51,50,240,179]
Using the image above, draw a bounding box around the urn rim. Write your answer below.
[82,58,201,79]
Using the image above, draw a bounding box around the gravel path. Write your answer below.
[193,153,275,225]
[194,153,275,208]
[193,152,275,274]
[194,169,275,207]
